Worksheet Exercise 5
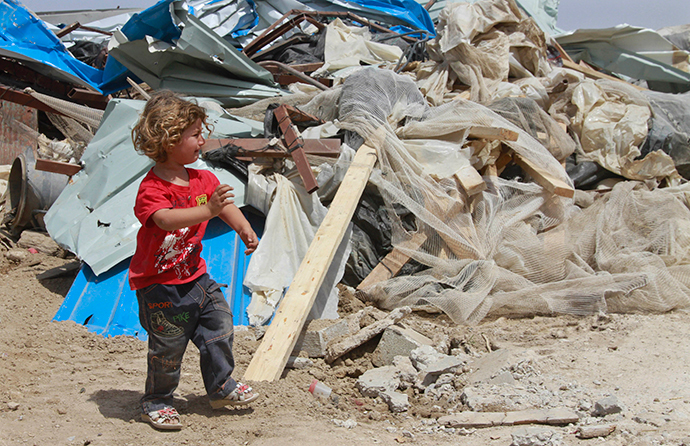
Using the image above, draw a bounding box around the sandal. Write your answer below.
[142,407,183,430]
[210,382,259,409]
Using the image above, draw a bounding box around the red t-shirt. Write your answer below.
[128,168,219,290]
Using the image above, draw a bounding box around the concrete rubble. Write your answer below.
[1,0,690,443]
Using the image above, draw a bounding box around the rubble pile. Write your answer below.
[1,0,690,443]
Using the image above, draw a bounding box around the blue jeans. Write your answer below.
[136,273,238,413]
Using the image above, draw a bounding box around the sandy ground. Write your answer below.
[1,241,690,446]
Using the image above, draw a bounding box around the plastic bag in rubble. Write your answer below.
[243,167,351,326]
[640,90,690,179]
[571,79,679,182]
[312,18,403,78]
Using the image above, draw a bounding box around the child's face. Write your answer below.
[166,118,205,166]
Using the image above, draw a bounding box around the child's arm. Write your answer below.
[219,204,258,255]
[151,184,234,231]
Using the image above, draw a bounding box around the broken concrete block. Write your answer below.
[576,424,616,439]
[465,348,533,384]
[17,230,61,256]
[592,396,623,417]
[293,318,351,358]
[372,324,434,367]
[510,426,563,446]
[356,365,400,398]
[418,355,467,387]
[380,389,409,413]
[409,345,446,371]
[325,306,411,363]
[286,356,314,370]
[392,356,418,386]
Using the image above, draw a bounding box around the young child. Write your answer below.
[129,90,259,430]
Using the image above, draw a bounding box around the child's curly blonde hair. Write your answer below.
[132,90,211,163]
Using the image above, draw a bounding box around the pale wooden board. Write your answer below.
[513,153,574,198]
[243,142,378,382]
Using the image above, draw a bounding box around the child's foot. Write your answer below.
[210,383,259,409]
[142,406,183,430]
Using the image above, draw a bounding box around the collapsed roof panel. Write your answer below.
[557,25,690,93]
[106,0,284,105]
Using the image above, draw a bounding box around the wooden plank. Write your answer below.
[561,59,646,91]
[243,141,379,382]
[34,158,82,176]
[356,232,428,291]
[468,126,519,142]
[512,152,574,198]
[204,138,341,158]
[454,164,486,196]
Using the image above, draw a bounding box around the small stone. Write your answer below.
[592,395,623,417]
[57,407,67,415]
[7,402,19,411]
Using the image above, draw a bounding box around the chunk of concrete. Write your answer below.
[372,324,434,367]
[293,318,351,358]
[592,396,623,417]
[510,426,563,446]
[381,389,409,413]
[418,355,467,387]
[410,345,446,371]
[465,348,532,384]
[356,366,400,398]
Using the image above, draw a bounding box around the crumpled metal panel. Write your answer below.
[44,97,262,276]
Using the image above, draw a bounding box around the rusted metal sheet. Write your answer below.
[0,100,37,165]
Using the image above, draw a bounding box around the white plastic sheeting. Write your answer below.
[243,147,355,325]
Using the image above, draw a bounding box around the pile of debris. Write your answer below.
[1,0,690,440]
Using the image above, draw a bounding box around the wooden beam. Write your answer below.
[468,126,519,142]
[243,140,379,382]
[512,152,574,198]
[454,164,486,196]
[204,138,341,158]
[356,232,428,291]
[561,59,646,90]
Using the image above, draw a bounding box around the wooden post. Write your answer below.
[243,140,379,382]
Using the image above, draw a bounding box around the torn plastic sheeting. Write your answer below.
[44,97,261,277]
[243,163,351,326]
[107,1,284,107]
[556,25,690,92]
[53,214,264,339]
[0,0,103,91]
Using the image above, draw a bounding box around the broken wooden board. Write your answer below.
[356,232,428,292]
[438,408,579,428]
[454,164,486,196]
[512,152,574,198]
[468,126,519,142]
[204,138,341,158]
[243,140,379,382]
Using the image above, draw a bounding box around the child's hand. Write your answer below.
[239,227,258,255]
[207,184,235,217]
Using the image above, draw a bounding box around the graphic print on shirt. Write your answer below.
[153,226,200,279]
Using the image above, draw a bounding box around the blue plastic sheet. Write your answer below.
[53,212,265,339]
[0,0,103,91]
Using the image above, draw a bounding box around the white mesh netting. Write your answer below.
[301,66,690,324]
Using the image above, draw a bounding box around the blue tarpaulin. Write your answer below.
[0,0,104,90]
[53,212,265,339]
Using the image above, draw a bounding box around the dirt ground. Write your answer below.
[1,240,690,446]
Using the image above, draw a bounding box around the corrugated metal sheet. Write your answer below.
[53,211,265,339]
